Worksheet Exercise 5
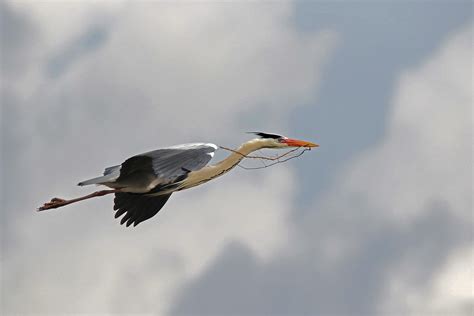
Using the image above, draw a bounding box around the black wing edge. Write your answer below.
[247,131,283,139]
[113,192,172,227]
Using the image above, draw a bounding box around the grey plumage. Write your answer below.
[78,143,217,226]
[79,143,216,190]
[143,144,216,182]
[40,133,318,227]
[77,165,120,186]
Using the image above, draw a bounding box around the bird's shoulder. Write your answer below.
[140,143,217,157]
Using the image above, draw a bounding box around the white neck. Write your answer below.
[179,139,268,190]
[213,139,264,171]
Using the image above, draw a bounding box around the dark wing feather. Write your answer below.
[110,144,215,226]
[116,155,157,189]
[114,192,172,227]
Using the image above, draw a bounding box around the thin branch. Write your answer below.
[218,146,304,161]
[258,150,268,168]
[218,146,311,170]
[238,148,310,170]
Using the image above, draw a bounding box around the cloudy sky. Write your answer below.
[1,1,472,315]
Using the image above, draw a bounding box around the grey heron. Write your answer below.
[38,132,318,227]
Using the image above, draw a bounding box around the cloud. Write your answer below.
[1,2,336,314]
[169,23,472,315]
[305,24,473,313]
[340,24,472,222]
[0,1,36,77]
[301,22,472,314]
[4,167,297,314]
[384,245,474,316]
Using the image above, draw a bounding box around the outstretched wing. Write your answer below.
[115,143,217,192]
[145,143,217,181]
[114,192,172,227]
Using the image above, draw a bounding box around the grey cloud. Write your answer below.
[1,2,471,315]
[1,2,334,314]
[169,12,473,314]
[169,202,470,316]
[0,1,37,76]
[46,24,109,78]
[288,2,473,208]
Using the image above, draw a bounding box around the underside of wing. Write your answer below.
[114,192,172,227]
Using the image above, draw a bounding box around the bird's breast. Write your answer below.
[179,164,235,190]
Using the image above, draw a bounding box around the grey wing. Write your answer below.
[147,144,216,180]
[115,143,217,192]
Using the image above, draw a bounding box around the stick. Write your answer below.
[218,146,304,161]
[37,189,119,212]
[238,147,310,170]
[218,146,311,170]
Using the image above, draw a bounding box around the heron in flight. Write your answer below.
[38,132,318,227]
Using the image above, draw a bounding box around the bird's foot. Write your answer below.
[37,197,67,211]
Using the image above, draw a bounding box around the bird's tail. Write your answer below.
[78,165,120,186]
[78,175,116,186]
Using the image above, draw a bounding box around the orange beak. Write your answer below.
[282,138,319,148]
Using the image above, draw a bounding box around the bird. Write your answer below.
[38,132,318,227]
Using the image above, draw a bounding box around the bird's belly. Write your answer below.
[116,177,163,194]
[178,165,235,191]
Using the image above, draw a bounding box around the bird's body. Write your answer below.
[39,132,318,227]
[79,143,219,194]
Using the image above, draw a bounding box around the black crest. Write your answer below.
[248,132,283,139]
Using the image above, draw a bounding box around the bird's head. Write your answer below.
[249,132,319,149]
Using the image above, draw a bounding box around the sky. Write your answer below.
[1,1,472,315]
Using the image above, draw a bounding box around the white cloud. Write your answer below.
[4,167,295,314]
[325,24,472,223]
[383,247,473,315]
[304,24,472,314]
[426,248,473,312]
[2,2,335,314]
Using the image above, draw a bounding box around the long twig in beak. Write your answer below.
[218,146,311,170]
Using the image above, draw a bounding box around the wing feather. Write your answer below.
[115,143,216,192]
[114,192,172,227]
